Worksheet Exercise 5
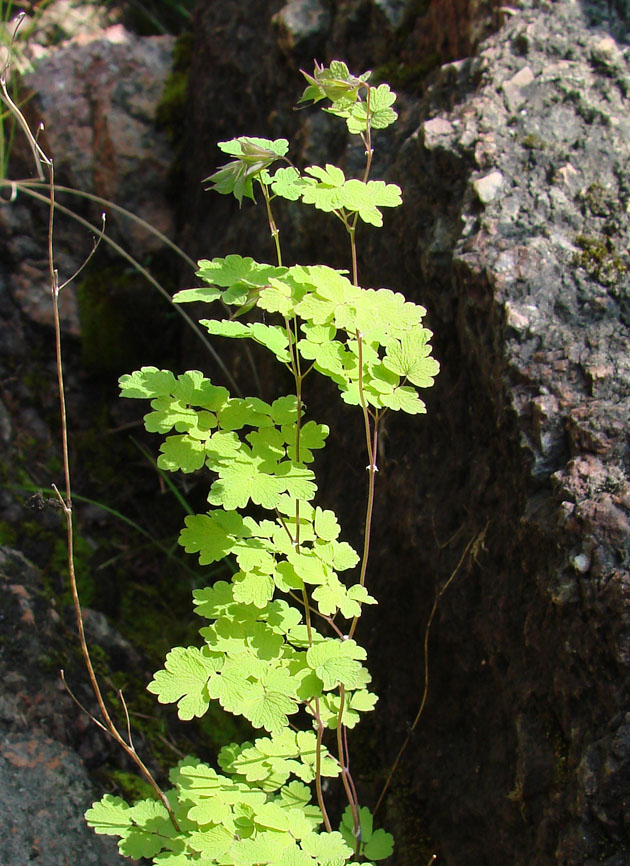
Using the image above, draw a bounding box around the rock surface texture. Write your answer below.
[2,24,175,336]
[0,548,126,865]
[179,1,630,864]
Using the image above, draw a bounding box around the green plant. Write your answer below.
[83,60,439,865]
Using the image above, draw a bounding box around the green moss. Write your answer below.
[520,132,547,150]
[156,32,193,140]
[0,520,17,546]
[583,182,615,218]
[372,55,440,93]
[75,264,176,377]
[104,769,158,802]
[385,773,443,866]
[573,233,628,286]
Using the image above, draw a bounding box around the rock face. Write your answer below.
[2,25,175,337]
[0,548,126,866]
[179,1,630,864]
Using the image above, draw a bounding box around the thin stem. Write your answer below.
[261,182,282,266]
[349,224,358,287]
[12,180,198,271]
[1,68,184,825]
[361,85,374,184]
[336,686,360,846]
[261,176,333,830]
[2,181,241,395]
[373,526,488,815]
[311,699,332,833]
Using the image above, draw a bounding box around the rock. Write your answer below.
[502,64,535,111]
[0,732,124,866]
[272,0,330,55]
[179,0,630,864]
[0,547,129,865]
[423,116,456,150]
[473,169,504,203]
[2,25,176,335]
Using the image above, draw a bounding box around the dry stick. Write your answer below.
[1,180,242,397]
[336,685,361,853]
[14,180,266,398]
[1,65,183,827]
[373,524,489,816]
[46,166,180,830]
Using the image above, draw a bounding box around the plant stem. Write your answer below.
[261,179,333,833]
[373,527,487,815]
[336,685,360,845]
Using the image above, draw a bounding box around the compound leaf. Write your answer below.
[340,806,394,861]
[270,166,304,201]
[383,330,440,387]
[306,639,366,690]
[85,794,131,836]
[301,830,353,864]
[157,435,207,473]
[147,646,222,720]
[178,509,247,564]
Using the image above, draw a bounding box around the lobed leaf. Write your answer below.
[147,646,223,720]
[306,639,366,690]
[340,806,394,861]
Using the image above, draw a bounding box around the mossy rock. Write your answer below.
[76,263,177,377]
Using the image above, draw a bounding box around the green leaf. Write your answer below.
[147,646,222,720]
[224,730,340,791]
[312,579,376,619]
[315,538,360,571]
[190,255,288,303]
[301,830,353,864]
[207,656,258,714]
[157,434,207,473]
[270,166,304,201]
[380,385,427,414]
[119,367,177,399]
[353,288,425,343]
[240,667,300,732]
[119,800,176,860]
[187,796,231,826]
[383,330,440,387]
[188,823,234,858]
[332,83,398,134]
[317,687,378,729]
[295,266,360,330]
[283,420,329,463]
[233,569,276,608]
[341,178,402,227]
[340,806,394,861]
[270,395,300,426]
[85,794,131,835]
[313,507,340,541]
[233,830,293,865]
[209,455,316,511]
[300,164,347,212]
[201,318,292,363]
[306,639,366,690]
[279,843,318,866]
[218,397,274,431]
[203,138,289,204]
[178,510,247,564]
[193,580,237,619]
